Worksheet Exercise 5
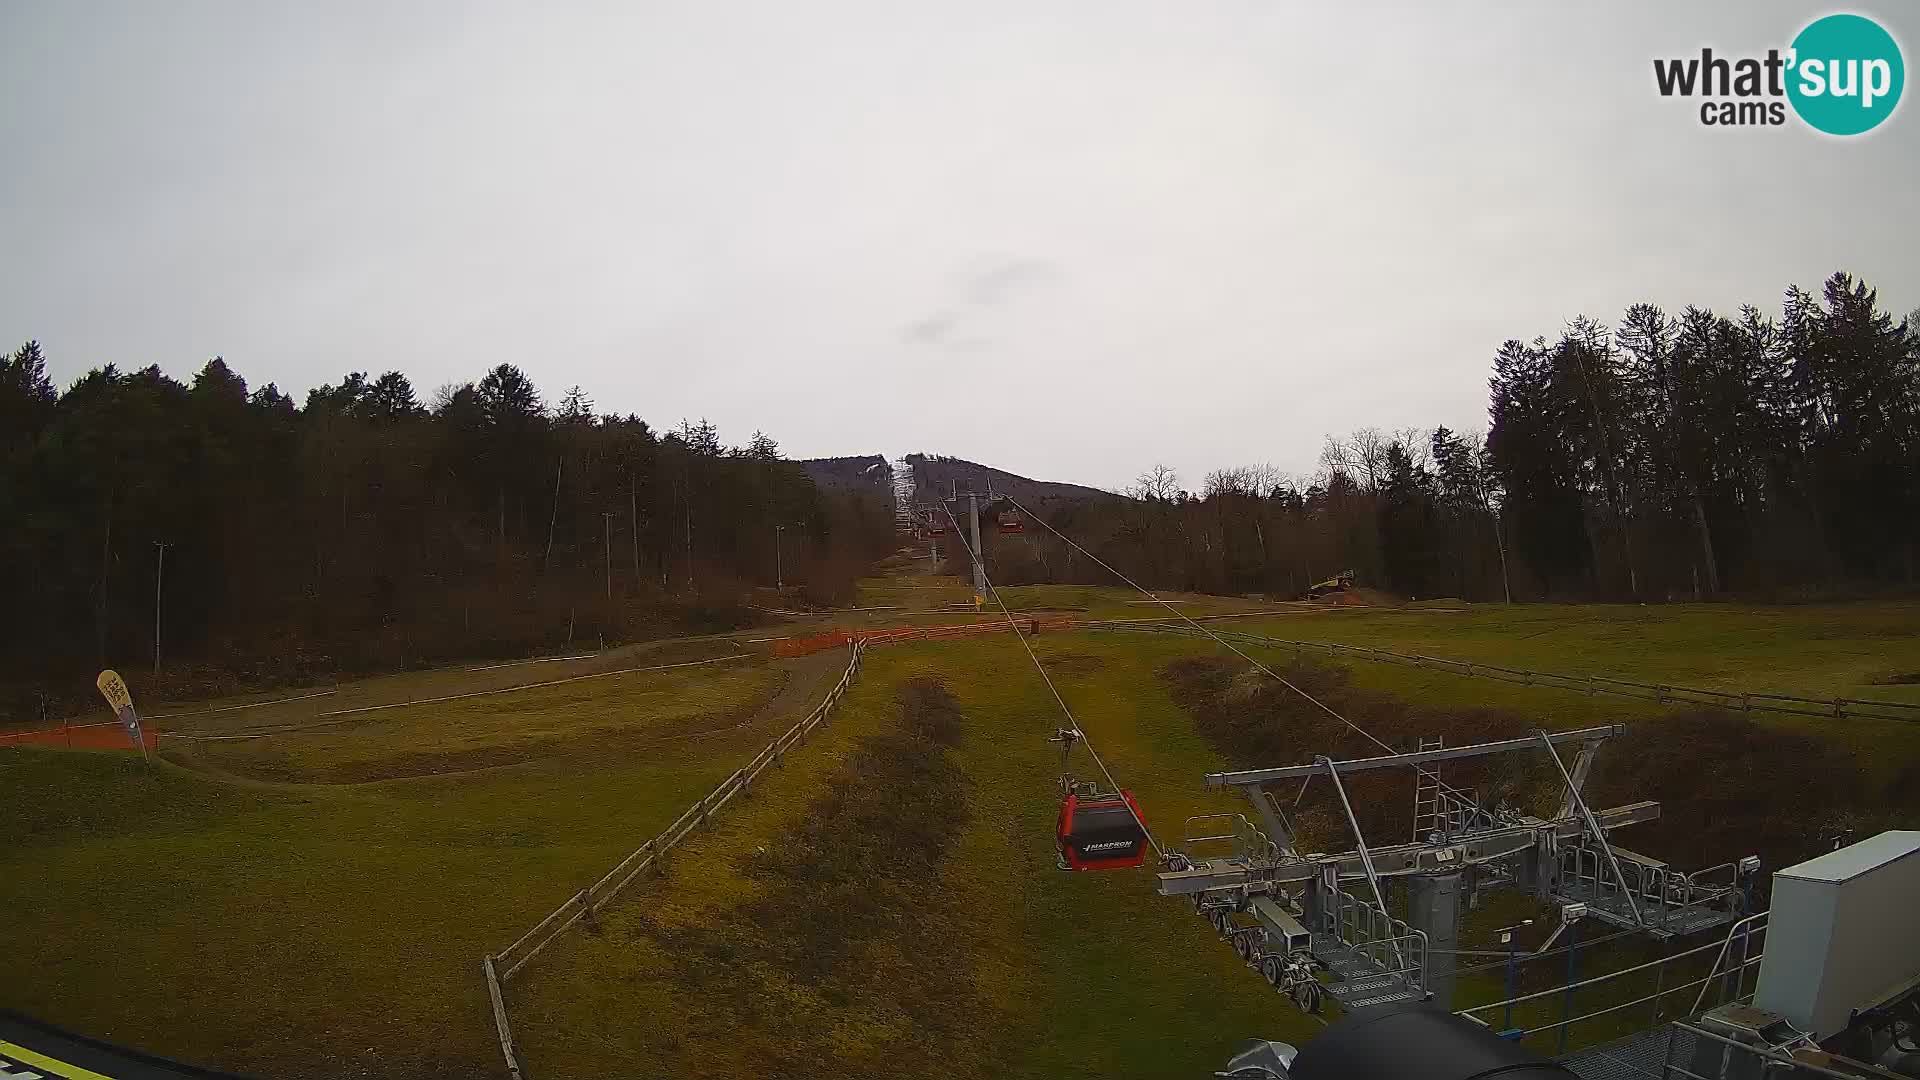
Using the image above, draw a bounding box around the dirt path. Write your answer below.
[740,648,853,731]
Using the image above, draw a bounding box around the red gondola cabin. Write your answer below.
[1055,791,1149,870]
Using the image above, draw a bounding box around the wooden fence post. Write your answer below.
[483,955,525,1080]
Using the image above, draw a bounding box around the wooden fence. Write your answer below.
[480,638,869,1078]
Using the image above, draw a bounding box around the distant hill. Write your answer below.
[905,453,1121,507]
[799,455,893,496]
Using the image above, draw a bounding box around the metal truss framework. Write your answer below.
[1160,725,1761,1012]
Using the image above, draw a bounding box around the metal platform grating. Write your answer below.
[1310,932,1425,1008]
[1558,1023,1702,1080]
[1550,886,1744,940]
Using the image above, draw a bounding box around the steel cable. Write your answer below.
[941,504,1167,861]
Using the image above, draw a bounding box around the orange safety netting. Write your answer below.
[770,616,1076,656]
[0,722,159,752]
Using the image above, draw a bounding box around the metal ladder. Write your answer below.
[1412,736,1445,841]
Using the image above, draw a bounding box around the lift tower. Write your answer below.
[967,491,986,596]
[944,487,1000,598]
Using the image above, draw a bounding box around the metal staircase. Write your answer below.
[1182,815,1430,1010]
[1311,885,1429,1008]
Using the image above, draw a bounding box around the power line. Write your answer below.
[940,501,1166,861]
[1449,926,1640,977]
[1003,494,1483,807]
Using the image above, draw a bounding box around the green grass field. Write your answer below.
[4,580,1919,1078]
[510,635,1303,1079]
[188,655,778,784]
[1221,601,1920,782]
[0,649,844,1079]
[503,596,1920,1077]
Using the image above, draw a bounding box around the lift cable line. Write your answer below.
[940,495,1762,1025]
[939,502,1166,863]
[1006,493,1684,956]
[1002,494,1483,812]
[999,494,1667,956]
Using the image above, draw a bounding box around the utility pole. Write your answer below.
[774,524,786,590]
[602,513,614,600]
[152,541,171,673]
[966,492,986,596]
[542,456,562,573]
[97,507,113,666]
[628,466,642,586]
[682,469,694,593]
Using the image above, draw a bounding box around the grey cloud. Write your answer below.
[903,256,1060,347]
[2,2,1915,491]
[902,312,958,344]
[965,258,1059,307]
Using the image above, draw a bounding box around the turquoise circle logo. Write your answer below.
[1787,14,1904,135]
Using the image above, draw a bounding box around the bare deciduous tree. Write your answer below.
[1130,464,1182,502]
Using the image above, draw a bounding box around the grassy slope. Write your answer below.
[513,635,1331,1079]
[131,638,747,735]
[1224,602,1920,780]
[8,580,1920,1078]
[841,571,1287,622]
[0,655,830,1080]
[194,659,777,782]
[1233,602,1920,703]
[511,598,1920,1078]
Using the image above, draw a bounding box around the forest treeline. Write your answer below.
[966,272,1919,603]
[0,353,894,714]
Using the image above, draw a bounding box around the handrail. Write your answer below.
[1668,1022,1883,1080]
[1318,755,1412,980]
[1691,910,1770,1015]
[1458,924,1752,1017]
[1538,730,1644,927]
[1515,959,1763,1037]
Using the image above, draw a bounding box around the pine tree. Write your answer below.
[558,385,595,425]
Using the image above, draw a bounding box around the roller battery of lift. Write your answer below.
[1047,721,1761,1018]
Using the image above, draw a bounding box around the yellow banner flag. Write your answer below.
[95,669,133,712]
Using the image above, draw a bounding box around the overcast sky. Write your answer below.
[3,3,1914,491]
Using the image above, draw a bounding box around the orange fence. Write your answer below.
[771,616,1076,657]
[0,721,158,752]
